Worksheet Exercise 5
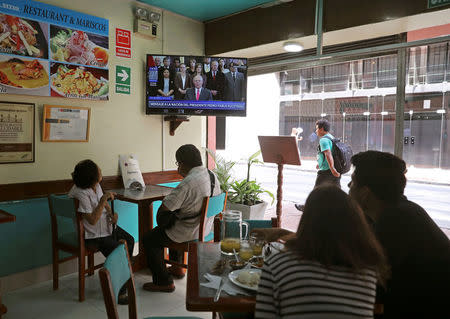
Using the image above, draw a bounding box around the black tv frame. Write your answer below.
[145,54,247,117]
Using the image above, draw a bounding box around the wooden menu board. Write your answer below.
[42,105,90,142]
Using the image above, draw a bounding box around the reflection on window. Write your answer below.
[279,42,449,168]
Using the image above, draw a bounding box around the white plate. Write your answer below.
[228,269,261,292]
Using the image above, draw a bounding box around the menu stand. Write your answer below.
[258,136,301,227]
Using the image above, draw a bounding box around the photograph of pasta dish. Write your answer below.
[51,64,108,99]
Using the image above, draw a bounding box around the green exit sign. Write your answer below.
[428,0,450,8]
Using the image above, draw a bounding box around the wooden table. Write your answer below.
[0,210,16,319]
[186,242,256,313]
[108,185,173,271]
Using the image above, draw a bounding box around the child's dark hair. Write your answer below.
[71,159,99,189]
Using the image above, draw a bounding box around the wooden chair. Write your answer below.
[99,241,201,319]
[48,194,104,302]
[164,192,227,269]
[213,217,278,242]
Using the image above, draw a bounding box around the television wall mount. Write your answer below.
[164,115,189,136]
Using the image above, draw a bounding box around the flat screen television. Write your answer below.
[146,54,247,116]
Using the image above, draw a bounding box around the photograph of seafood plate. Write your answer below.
[50,26,109,68]
[50,62,108,100]
[0,14,49,59]
[0,56,49,96]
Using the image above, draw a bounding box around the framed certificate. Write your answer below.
[42,105,90,142]
[0,102,35,164]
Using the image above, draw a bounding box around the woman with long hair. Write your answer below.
[255,185,389,319]
[187,58,196,76]
[218,58,229,74]
[190,62,207,88]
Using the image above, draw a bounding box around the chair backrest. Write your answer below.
[199,192,227,242]
[206,192,227,218]
[213,216,277,242]
[99,241,137,319]
[48,194,80,247]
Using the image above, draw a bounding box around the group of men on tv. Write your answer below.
[153,56,246,102]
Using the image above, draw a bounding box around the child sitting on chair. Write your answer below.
[68,159,134,305]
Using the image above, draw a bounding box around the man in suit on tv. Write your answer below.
[224,62,246,101]
[206,60,225,100]
[185,74,213,101]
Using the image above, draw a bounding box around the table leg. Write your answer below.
[133,200,154,272]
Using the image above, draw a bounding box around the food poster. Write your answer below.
[0,0,109,100]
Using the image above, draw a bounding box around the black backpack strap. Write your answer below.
[208,169,216,197]
[318,135,334,153]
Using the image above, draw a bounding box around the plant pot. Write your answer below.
[226,201,268,220]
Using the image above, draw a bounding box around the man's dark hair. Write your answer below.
[286,185,389,284]
[71,159,99,189]
[175,144,202,168]
[351,150,407,203]
[174,58,180,63]
[163,57,169,62]
[315,119,330,132]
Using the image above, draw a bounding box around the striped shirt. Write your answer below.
[255,251,377,319]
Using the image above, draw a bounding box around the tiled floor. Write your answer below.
[2,268,211,319]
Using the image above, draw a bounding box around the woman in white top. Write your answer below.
[68,159,134,305]
[255,185,389,319]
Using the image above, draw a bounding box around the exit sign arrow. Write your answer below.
[116,66,131,94]
[118,69,129,82]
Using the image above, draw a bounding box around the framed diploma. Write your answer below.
[42,105,90,142]
[0,102,35,164]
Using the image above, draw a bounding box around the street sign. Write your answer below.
[116,28,131,58]
[428,0,450,8]
[116,66,130,94]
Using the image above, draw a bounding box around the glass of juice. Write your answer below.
[239,240,253,261]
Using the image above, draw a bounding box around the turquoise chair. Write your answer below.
[48,194,103,302]
[164,192,227,269]
[99,241,201,319]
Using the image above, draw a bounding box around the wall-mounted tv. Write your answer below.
[146,54,247,116]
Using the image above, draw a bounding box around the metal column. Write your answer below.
[394,47,407,158]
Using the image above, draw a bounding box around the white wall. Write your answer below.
[0,0,205,184]
[222,73,280,161]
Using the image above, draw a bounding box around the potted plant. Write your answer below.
[207,149,274,220]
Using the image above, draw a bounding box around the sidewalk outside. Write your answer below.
[236,159,450,186]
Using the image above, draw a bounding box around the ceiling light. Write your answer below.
[283,41,303,52]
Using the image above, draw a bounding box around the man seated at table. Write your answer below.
[142,144,221,292]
